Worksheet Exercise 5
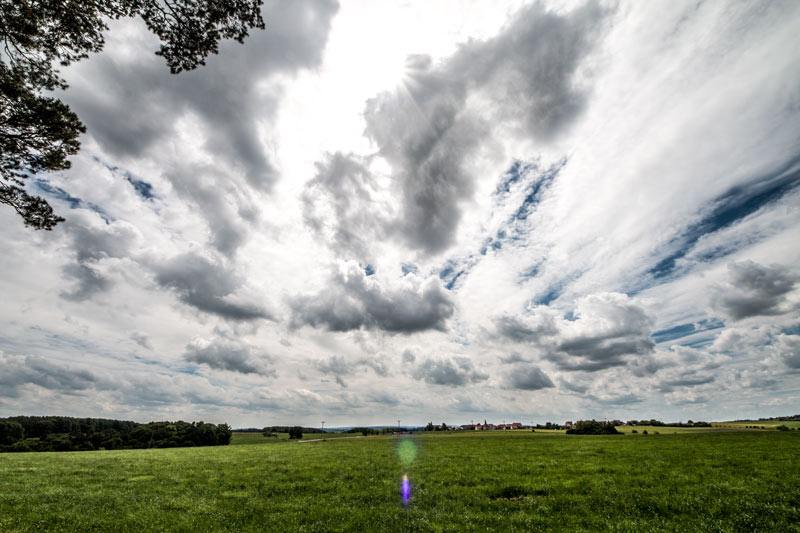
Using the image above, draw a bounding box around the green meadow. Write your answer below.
[1,430,798,532]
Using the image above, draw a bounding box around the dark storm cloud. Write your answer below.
[290,263,454,333]
[504,365,554,391]
[711,261,798,320]
[154,252,273,321]
[0,354,100,397]
[60,216,139,301]
[411,356,488,387]
[302,152,388,261]
[183,338,275,376]
[361,2,609,255]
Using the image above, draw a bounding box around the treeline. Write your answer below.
[0,416,232,453]
[262,426,327,434]
[624,419,711,427]
[346,427,408,435]
[736,414,800,422]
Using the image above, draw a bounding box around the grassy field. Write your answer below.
[1,431,798,531]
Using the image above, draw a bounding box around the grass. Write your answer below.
[1,431,798,531]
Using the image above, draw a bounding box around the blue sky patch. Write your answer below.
[652,318,725,344]
[34,179,112,222]
[648,159,800,280]
[125,173,156,200]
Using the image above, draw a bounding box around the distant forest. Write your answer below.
[0,416,232,453]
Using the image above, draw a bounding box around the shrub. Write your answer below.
[643,430,648,435]
[776,425,790,432]
[565,421,620,435]
[288,427,303,439]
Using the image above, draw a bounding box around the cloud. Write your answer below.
[0,353,100,397]
[183,337,275,376]
[290,262,454,333]
[361,1,610,255]
[504,365,554,391]
[313,354,390,388]
[153,252,273,321]
[58,1,339,258]
[410,356,488,387]
[656,374,715,393]
[302,152,391,261]
[549,293,655,371]
[63,0,338,188]
[130,332,152,350]
[59,215,140,301]
[498,352,531,365]
[493,313,558,342]
[770,334,800,370]
[494,293,654,372]
[710,260,798,320]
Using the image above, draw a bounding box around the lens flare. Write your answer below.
[397,438,417,464]
[401,474,411,506]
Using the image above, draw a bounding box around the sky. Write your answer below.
[1,0,799,428]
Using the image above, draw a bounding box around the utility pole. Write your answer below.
[321,421,325,432]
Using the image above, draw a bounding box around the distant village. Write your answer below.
[424,420,563,431]
[421,419,714,432]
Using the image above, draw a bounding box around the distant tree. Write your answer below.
[566,420,620,435]
[776,425,790,432]
[0,420,24,445]
[0,0,265,229]
[440,422,448,431]
[288,426,303,439]
[425,422,434,432]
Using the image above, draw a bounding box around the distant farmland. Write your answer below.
[1,429,798,531]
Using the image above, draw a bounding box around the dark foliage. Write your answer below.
[0,420,24,445]
[262,426,326,434]
[288,426,302,440]
[0,416,232,452]
[566,420,621,435]
[0,0,264,229]
[625,419,711,427]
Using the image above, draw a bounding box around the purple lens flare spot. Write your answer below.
[402,474,411,507]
